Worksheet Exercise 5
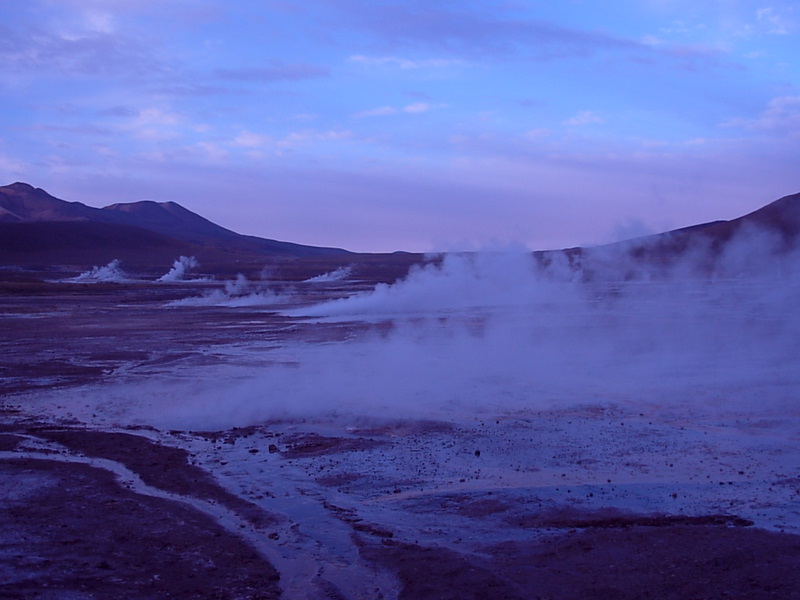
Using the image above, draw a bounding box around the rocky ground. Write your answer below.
[2,273,800,599]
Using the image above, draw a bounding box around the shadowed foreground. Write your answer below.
[2,424,800,600]
[2,268,800,599]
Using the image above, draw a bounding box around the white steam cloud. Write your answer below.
[288,251,580,318]
[71,259,128,283]
[38,226,800,431]
[158,256,199,282]
[166,274,290,307]
[304,266,352,283]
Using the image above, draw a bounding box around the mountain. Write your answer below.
[0,221,198,266]
[0,182,99,223]
[625,191,800,257]
[727,191,800,240]
[0,182,350,269]
[101,199,245,244]
[553,191,800,279]
[2,181,799,280]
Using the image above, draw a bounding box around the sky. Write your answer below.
[1,0,799,252]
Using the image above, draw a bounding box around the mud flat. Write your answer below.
[2,275,800,599]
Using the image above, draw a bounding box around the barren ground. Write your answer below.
[2,271,799,599]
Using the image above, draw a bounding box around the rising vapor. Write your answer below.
[38,225,800,430]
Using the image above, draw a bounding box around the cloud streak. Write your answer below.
[723,96,800,136]
[0,24,166,79]
[213,63,330,83]
[355,102,446,118]
[348,54,464,69]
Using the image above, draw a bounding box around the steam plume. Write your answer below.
[158,256,199,282]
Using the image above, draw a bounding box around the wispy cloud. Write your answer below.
[348,54,463,69]
[356,106,398,118]
[213,63,329,82]
[0,152,26,175]
[279,129,354,146]
[331,0,635,58]
[524,129,550,140]
[723,96,800,136]
[32,123,114,136]
[97,105,139,117]
[124,107,185,140]
[756,7,792,35]
[0,25,166,79]
[231,130,271,148]
[404,102,441,114]
[355,102,447,118]
[564,110,605,127]
[195,141,229,162]
[334,0,738,77]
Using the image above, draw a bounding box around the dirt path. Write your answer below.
[0,456,281,600]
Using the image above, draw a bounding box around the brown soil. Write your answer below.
[4,425,800,600]
[280,432,387,458]
[0,458,280,600]
[361,523,800,600]
[4,279,800,599]
[37,429,277,528]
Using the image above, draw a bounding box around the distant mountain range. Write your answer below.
[0,182,350,270]
[1,181,798,278]
[548,190,800,279]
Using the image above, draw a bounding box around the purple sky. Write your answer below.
[1,1,799,252]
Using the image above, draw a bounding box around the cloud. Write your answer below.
[0,24,166,80]
[331,0,638,59]
[0,152,26,176]
[213,63,329,82]
[524,129,550,140]
[355,102,446,118]
[97,105,139,117]
[232,130,270,148]
[355,106,398,118]
[564,110,605,126]
[340,0,740,76]
[195,141,228,162]
[348,54,463,69]
[32,123,114,137]
[279,129,354,146]
[723,96,800,136]
[405,102,442,114]
[122,107,185,141]
[756,7,791,35]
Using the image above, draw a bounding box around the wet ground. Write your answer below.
[2,271,800,599]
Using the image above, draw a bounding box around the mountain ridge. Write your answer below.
[2,182,799,279]
[546,191,800,280]
[0,182,350,258]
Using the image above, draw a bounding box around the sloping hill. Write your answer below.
[0,183,98,223]
[729,191,800,240]
[3,182,798,279]
[0,221,200,268]
[553,191,800,279]
[0,182,349,260]
[100,199,248,246]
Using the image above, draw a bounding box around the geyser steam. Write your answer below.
[72,259,128,283]
[41,227,800,430]
[158,256,198,282]
[166,274,289,307]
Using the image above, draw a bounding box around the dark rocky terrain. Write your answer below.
[2,185,800,599]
